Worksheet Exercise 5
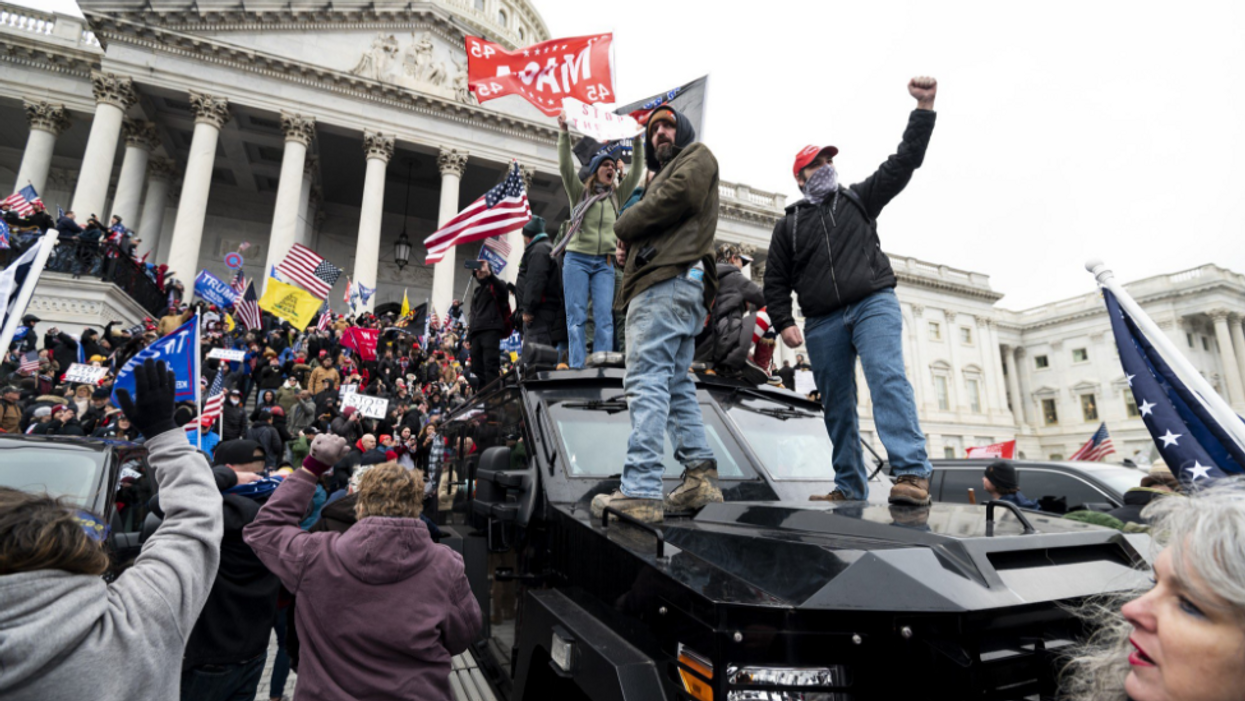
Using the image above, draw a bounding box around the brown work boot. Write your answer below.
[810,490,850,502]
[664,460,724,512]
[889,474,931,506]
[591,490,664,524]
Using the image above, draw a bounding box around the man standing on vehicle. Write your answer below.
[466,260,510,389]
[591,105,722,524]
[764,77,939,505]
[516,216,566,352]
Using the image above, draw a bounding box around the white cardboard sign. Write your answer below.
[562,97,642,143]
[794,369,817,396]
[341,391,389,420]
[207,348,247,362]
[64,363,108,385]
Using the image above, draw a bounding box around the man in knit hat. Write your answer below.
[764,76,939,506]
[516,215,566,351]
[591,104,721,524]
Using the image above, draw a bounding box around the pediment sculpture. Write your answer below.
[349,31,472,103]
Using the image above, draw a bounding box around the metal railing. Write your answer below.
[2,234,168,316]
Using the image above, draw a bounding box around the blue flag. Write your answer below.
[111,315,200,409]
[194,270,240,308]
[1104,289,1245,486]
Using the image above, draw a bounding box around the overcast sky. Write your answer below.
[24,0,1245,309]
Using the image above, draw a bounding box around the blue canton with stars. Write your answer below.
[314,259,342,287]
[485,164,526,208]
[1104,288,1245,486]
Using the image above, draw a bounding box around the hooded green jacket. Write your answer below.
[557,132,646,257]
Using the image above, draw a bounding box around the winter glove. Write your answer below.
[114,358,178,439]
[303,433,349,476]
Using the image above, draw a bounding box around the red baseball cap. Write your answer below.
[792,145,839,179]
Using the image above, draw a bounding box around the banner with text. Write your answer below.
[63,363,108,385]
[194,270,240,308]
[467,33,614,116]
[207,348,247,362]
[112,315,199,407]
[341,391,389,420]
[561,96,642,142]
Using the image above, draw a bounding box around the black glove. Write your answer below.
[115,358,179,438]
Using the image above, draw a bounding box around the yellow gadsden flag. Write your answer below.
[258,277,322,329]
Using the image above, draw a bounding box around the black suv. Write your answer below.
[433,365,1151,700]
[925,459,1143,514]
[0,434,154,566]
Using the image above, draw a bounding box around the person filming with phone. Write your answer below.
[465,259,511,389]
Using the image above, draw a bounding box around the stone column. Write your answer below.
[1014,347,1034,427]
[1211,310,1245,405]
[109,119,158,230]
[15,100,71,196]
[982,318,1009,416]
[943,310,963,411]
[262,112,316,291]
[165,91,230,286]
[353,130,394,313]
[1002,344,1026,429]
[431,147,468,316]
[295,155,317,246]
[72,72,138,220]
[1231,314,1245,394]
[907,304,927,411]
[138,157,175,261]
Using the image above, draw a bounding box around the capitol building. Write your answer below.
[2,0,1244,462]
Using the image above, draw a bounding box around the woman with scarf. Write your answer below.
[555,111,645,368]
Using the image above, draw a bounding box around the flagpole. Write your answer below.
[195,313,203,451]
[1087,259,1245,452]
[0,228,59,354]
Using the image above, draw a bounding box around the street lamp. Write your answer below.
[393,158,414,271]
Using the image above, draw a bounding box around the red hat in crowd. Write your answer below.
[342,406,357,418]
[384,450,398,462]
[269,406,285,417]
[791,144,839,179]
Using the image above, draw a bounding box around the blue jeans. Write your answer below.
[270,608,291,698]
[180,652,266,701]
[621,273,715,499]
[563,251,615,368]
[803,288,931,500]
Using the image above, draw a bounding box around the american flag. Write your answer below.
[235,280,262,331]
[0,219,9,250]
[231,268,247,295]
[197,369,227,429]
[316,299,333,331]
[1103,287,1245,485]
[1069,422,1116,462]
[423,162,531,265]
[18,350,39,374]
[275,243,341,299]
[483,235,511,257]
[2,185,42,217]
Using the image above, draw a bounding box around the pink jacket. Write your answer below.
[244,470,481,701]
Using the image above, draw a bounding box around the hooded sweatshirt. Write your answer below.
[244,470,481,701]
[0,429,222,700]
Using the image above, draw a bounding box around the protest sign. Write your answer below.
[194,270,239,308]
[478,244,508,275]
[112,316,199,406]
[561,97,642,142]
[794,369,817,396]
[467,33,615,115]
[340,383,358,396]
[341,391,389,420]
[207,348,247,362]
[63,363,108,384]
[966,440,1017,459]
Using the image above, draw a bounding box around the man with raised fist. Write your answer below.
[764,76,939,506]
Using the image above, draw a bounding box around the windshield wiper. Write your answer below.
[727,386,809,412]
[562,394,629,414]
[753,406,817,421]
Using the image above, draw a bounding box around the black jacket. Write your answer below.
[698,262,764,369]
[246,421,284,469]
[1106,488,1169,525]
[764,110,935,329]
[516,234,563,316]
[468,273,510,337]
[221,401,248,441]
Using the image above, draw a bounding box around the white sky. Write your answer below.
[21,0,1245,309]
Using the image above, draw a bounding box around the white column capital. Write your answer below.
[189,91,231,129]
[438,146,468,177]
[90,71,138,110]
[1210,309,1233,323]
[363,130,395,162]
[122,119,159,151]
[23,99,71,135]
[148,157,177,181]
[519,164,535,191]
[303,152,320,177]
[281,111,317,147]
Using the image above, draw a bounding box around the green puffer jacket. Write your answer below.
[557,132,646,257]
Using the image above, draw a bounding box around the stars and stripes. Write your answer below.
[0,219,9,250]
[197,369,227,428]
[18,350,39,374]
[274,244,341,299]
[483,235,511,257]
[752,308,773,346]
[2,185,42,217]
[316,299,333,331]
[1069,422,1116,462]
[235,280,262,331]
[423,163,531,265]
[230,268,247,295]
[1103,287,1245,485]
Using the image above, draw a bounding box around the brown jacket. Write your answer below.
[307,365,341,392]
[0,398,20,433]
[613,141,720,312]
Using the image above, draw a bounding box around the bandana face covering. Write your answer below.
[801,163,839,205]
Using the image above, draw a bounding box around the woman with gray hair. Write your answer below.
[1062,477,1245,701]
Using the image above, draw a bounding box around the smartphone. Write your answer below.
[463,260,483,271]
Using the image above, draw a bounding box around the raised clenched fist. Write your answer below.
[557,110,568,132]
[908,76,937,108]
[307,433,349,470]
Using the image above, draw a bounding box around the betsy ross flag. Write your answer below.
[2,185,42,217]
[196,369,227,429]
[275,244,341,299]
[235,280,262,331]
[424,162,530,265]
[1069,423,1116,462]
[18,350,39,374]
[1103,287,1245,485]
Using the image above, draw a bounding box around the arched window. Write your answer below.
[498,9,507,26]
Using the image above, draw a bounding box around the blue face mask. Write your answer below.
[801,164,839,205]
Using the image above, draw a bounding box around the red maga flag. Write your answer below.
[965,440,1017,460]
[341,327,380,362]
[466,34,615,116]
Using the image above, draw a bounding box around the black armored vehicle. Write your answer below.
[434,361,1151,700]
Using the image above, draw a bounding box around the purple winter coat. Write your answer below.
[244,469,481,701]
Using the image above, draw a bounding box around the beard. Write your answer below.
[656,142,675,164]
